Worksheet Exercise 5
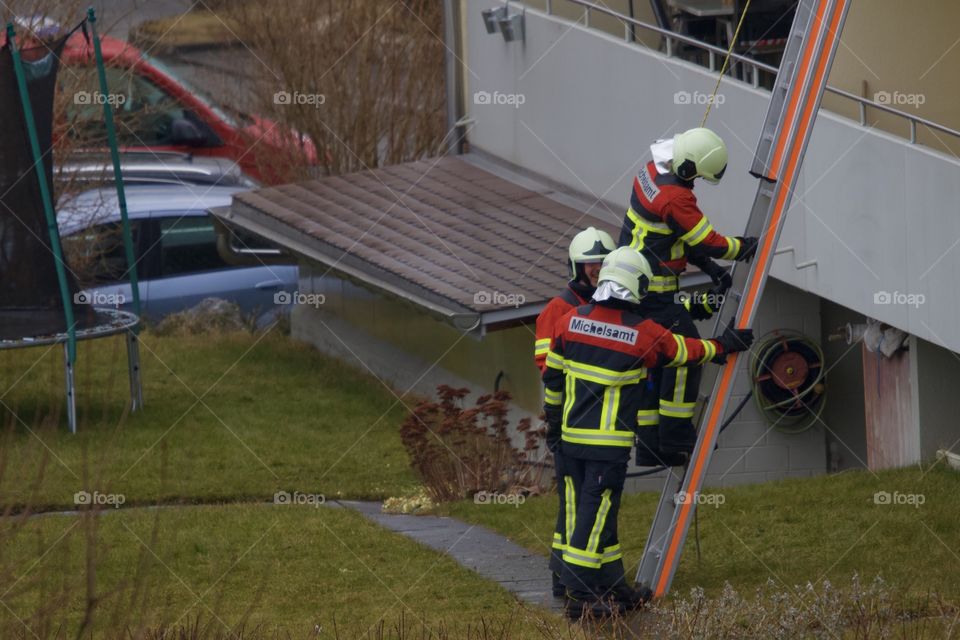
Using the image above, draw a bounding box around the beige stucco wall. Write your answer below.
[824,0,960,156]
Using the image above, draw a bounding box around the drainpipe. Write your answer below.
[442,0,466,155]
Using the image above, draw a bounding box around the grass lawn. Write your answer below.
[0,503,557,637]
[0,330,418,509]
[444,464,960,605]
[0,331,563,635]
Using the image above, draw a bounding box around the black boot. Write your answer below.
[610,583,653,611]
[565,592,625,620]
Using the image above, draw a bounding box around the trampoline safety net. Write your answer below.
[0,34,95,340]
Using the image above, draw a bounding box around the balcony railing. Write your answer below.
[520,0,960,147]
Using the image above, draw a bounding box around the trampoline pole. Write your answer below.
[87,8,142,322]
[7,24,79,426]
[126,332,143,411]
[64,344,77,434]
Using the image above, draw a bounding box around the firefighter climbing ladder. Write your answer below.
[635,0,852,598]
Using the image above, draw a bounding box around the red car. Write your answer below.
[60,30,316,184]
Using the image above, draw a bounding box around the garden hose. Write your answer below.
[749,330,827,434]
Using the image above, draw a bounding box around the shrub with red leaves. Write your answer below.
[399,385,548,503]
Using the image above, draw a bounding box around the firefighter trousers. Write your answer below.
[558,451,628,597]
[636,298,702,465]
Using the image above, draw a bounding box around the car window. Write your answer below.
[141,53,240,129]
[63,220,142,286]
[158,216,230,277]
[67,65,186,146]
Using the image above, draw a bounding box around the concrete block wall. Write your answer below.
[625,278,827,492]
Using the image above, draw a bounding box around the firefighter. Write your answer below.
[535,227,616,372]
[543,247,753,618]
[618,127,758,466]
[534,226,616,598]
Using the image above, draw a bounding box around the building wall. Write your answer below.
[638,278,828,491]
[295,262,827,489]
[915,337,960,461]
[819,299,868,471]
[295,263,545,414]
[463,3,960,357]
[503,0,960,155]
[824,0,960,157]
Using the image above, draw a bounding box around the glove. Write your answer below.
[736,236,759,262]
[713,324,754,356]
[699,258,733,292]
[687,292,712,321]
[688,285,727,321]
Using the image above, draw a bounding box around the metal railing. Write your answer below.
[526,0,960,147]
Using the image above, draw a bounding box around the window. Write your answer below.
[62,220,142,286]
[66,65,187,146]
[158,217,229,277]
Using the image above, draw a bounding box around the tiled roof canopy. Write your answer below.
[228,156,622,318]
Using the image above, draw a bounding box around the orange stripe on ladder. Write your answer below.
[768,0,831,180]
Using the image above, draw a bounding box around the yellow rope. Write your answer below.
[701,0,753,127]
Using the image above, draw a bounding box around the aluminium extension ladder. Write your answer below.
[635,0,853,599]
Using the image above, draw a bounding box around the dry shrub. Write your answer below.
[214,0,448,181]
[647,575,956,640]
[399,385,548,503]
[153,297,252,336]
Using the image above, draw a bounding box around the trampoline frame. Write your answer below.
[0,309,143,434]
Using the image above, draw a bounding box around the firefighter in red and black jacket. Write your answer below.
[535,227,616,371]
[618,127,758,466]
[534,226,616,599]
[543,247,753,619]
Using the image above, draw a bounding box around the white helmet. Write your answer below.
[568,226,616,278]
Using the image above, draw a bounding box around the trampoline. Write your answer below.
[0,309,143,432]
[2,12,144,433]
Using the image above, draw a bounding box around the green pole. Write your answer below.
[6,22,78,363]
[87,7,141,321]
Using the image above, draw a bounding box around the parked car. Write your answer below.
[57,151,258,188]
[58,184,298,325]
[60,30,316,184]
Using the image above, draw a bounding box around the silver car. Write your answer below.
[58,184,297,325]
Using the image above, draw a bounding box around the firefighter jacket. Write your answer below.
[534,280,595,371]
[542,299,724,461]
[618,160,750,294]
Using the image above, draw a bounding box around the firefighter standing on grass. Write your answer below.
[533,226,616,598]
[543,247,753,618]
[618,127,758,467]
